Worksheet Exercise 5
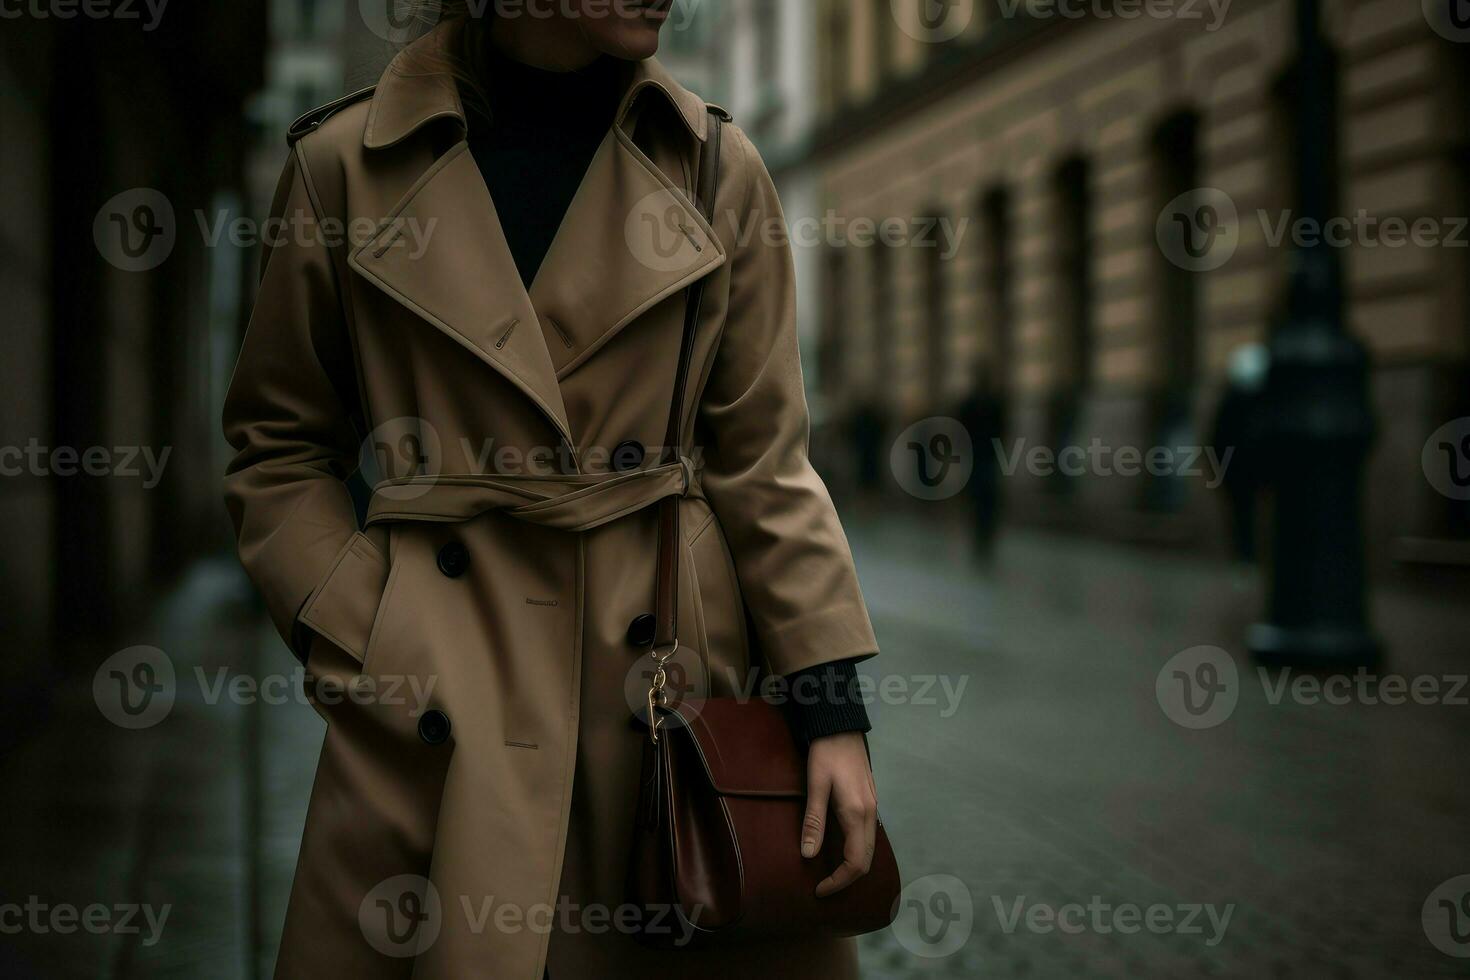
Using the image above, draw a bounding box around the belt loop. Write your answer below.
[677,454,696,497]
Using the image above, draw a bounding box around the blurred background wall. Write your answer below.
[0,4,271,742]
[703,0,1470,564]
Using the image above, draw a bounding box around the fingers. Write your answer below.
[801,766,832,859]
[815,783,877,898]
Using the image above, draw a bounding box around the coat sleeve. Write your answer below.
[695,127,879,678]
[222,147,367,660]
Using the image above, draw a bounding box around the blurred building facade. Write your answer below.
[700,0,1469,563]
[0,6,276,742]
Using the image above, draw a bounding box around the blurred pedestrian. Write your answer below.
[849,395,887,503]
[955,359,1007,561]
[1210,343,1269,562]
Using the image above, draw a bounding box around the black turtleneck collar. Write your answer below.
[465,44,630,288]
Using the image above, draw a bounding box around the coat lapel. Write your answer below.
[348,142,573,445]
[346,24,725,447]
[529,126,726,379]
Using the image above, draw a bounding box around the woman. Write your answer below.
[223,2,884,976]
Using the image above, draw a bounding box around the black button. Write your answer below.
[437,541,469,578]
[612,440,646,472]
[626,613,657,648]
[418,710,451,746]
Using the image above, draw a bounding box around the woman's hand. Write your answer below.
[800,732,878,897]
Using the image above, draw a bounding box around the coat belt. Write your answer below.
[364,457,700,533]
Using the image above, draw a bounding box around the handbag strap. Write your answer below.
[651,107,724,664]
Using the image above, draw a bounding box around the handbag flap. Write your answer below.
[667,698,805,797]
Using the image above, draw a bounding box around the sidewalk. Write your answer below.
[3,522,1468,978]
[849,513,1470,978]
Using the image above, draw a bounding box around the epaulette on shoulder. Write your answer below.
[706,102,733,123]
[287,86,377,146]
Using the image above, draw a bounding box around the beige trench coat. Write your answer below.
[224,24,878,980]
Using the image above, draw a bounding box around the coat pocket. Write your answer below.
[297,531,392,666]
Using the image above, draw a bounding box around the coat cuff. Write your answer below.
[754,601,878,677]
[783,659,872,745]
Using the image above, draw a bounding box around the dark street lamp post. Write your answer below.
[1247,0,1380,667]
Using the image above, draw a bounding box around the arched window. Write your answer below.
[870,238,896,410]
[980,186,1013,392]
[1047,156,1093,490]
[923,207,950,407]
[872,0,894,81]
[824,2,852,112]
[819,247,847,402]
[1053,156,1093,392]
[1147,111,1202,514]
[1151,111,1201,397]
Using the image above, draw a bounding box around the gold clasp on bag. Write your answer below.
[646,640,678,745]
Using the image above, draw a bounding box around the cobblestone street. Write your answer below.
[849,515,1470,978]
[4,515,1469,978]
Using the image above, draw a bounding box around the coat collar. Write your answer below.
[348,23,727,457]
[363,22,709,151]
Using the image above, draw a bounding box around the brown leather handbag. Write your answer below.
[624,107,901,949]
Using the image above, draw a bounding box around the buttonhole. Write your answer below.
[546,317,575,349]
[495,318,519,350]
[505,739,539,750]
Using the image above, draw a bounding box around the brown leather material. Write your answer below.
[627,698,901,947]
[653,495,681,651]
[652,110,722,653]
[676,697,804,796]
